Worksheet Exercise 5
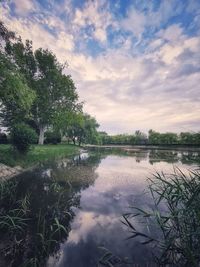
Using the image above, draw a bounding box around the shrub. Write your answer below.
[44,131,61,144]
[0,132,8,144]
[10,123,38,153]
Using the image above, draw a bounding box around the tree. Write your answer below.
[33,49,79,144]
[0,23,35,128]
[66,113,99,146]
[193,133,200,145]
[98,131,108,145]
[0,21,15,44]
[160,132,178,145]
[82,114,99,145]
[180,132,195,145]
[134,130,147,145]
[148,130,161,145]
[5,38,79,144]
[64,112,83,145]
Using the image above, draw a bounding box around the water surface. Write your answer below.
[45,148,199,267]
[1,148,200,266]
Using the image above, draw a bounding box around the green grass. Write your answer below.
[0,144,80,167]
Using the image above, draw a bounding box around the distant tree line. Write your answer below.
[97,130,200,146]
[0,21,99,150]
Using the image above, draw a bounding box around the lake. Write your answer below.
[1,147,200,266]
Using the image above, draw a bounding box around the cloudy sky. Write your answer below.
[1,0,200,134]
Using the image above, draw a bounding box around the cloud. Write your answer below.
[93,28,106,42]
[56,31,74,51]
[12,0,37,15]
[121,8,146,38]
[157,24,184,42]
[120,0,185,41]
[73,0,114,43]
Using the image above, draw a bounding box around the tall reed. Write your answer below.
[123,168,200,266]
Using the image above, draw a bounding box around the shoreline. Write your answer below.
[0,163,23,181]
[0,145,83,180]
[85,144,200,152]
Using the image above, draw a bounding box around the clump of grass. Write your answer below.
[0,179,30,234]
[123,168,200,266]
[0,176,74,267]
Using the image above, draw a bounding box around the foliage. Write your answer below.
[66,113,99,146]
[0,52,36,127]
[0,22,36,127]
[0,132,8,144]
[97,130,200,146]
[33,48,79,144]
[0,179,30,258]
[0,20,15,43]
[0,176,73,267]
[123,168,200,266]
[180,132,200,145]
[1,22,82,145]
[98,131,148,145]
[10,123,38,153]
[44,131,61,144]
[148,130,179,145]
[5,38,80,144]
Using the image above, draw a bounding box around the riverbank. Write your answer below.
[0,144,80,168]
[85,144,200,152]
[0,163,22,181]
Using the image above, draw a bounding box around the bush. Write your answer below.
[11,123,38,153]
[0,132,8,144]
[44,131,61,144]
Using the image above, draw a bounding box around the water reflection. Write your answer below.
[0,149,199,267]
[47,148,200,267]
[148,149,200,165]
[0,153,101,267]
[88,147,200,165]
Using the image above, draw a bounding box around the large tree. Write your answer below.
[33,48,79,144]
[5,37,79,144]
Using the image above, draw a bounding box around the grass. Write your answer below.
[0,144,80,167]
[0,175,76,266]
[123,168,200,266]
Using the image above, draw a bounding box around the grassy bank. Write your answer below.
[0,144,80,167]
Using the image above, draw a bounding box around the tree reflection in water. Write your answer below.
[0,153,102,267]
[0,148,199,267]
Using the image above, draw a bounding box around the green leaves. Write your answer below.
[65,112,99,145]
[32,48,79,127]
[1,22,99,146]
[0,49,36,126]
[10,123,38,153]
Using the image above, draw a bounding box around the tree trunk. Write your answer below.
[38,125,45,145]
[78,137,82,146]
[72,137,76,145]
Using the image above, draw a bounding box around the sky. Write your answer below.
[1,0,200,134]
